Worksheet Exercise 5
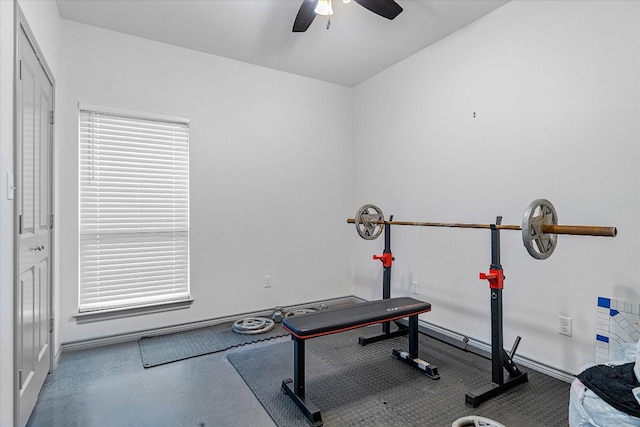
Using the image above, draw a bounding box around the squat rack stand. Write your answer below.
[465,216,528,407]
[358,216,410,346]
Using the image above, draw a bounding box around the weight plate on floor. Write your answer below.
[522,198,558,260]
[452,416,506,427]
[354,204,384,240]
[284,308,317,318]
[232,317,276,335]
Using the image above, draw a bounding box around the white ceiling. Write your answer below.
[56,0,509,87]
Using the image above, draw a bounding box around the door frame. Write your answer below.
[13,5,56,426]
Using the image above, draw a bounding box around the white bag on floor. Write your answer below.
[569,341,640,427]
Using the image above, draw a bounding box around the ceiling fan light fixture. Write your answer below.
[314,0,334,16]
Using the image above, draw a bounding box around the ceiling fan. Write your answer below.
[292,0,403,32]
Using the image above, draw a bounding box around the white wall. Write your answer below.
[353,0,640,374]
[56,20,355,344]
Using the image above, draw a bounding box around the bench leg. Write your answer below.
[409,313,418,357]
[282,338,323,426]
[358,321,408,346]
[392,314,440,380]
[294,338,305,396]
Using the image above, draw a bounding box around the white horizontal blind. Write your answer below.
[79,106,189,312]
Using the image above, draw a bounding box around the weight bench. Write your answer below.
[281,297,439,426]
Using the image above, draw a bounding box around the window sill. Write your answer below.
[73,298,194,324]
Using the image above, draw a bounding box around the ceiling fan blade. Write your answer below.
[293,0,318,32]
[353,0,403,20]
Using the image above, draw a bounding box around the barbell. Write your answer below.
[347,199,617,260]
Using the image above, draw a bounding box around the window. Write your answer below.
[79,104,189,313]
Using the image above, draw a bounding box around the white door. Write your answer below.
[16,23,53,427]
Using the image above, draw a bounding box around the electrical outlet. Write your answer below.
[412,281,419,295]
[559,315,572,336]
[264,275,271,288]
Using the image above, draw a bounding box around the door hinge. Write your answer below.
[19,214,23,234]
[18,369,23,387]
[50,110,54,125]
[19,60,23,80]
[49,318,54,333]
[50,213,54,229]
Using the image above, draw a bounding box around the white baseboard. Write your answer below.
[420,320,575,383]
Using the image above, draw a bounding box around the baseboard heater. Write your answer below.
[396,318,574,383]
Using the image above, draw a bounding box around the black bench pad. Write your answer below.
[282,297,431,340]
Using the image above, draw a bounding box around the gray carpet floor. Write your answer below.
[228,325,570,427]
[27,339,284,427]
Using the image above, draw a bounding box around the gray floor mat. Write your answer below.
[227,325,570,427]
[138,321,289,368]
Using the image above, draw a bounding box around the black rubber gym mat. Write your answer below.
[138,321,289,368]
[227,325,570,427]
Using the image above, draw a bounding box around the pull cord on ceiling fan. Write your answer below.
[292,0,403,32]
